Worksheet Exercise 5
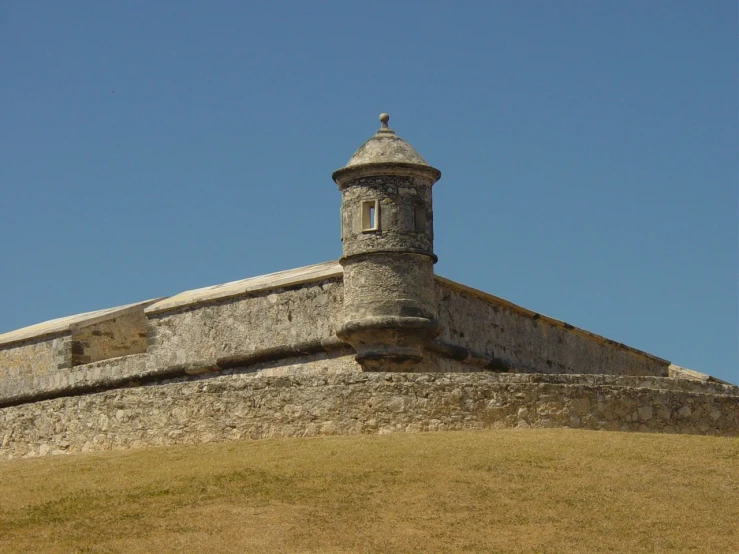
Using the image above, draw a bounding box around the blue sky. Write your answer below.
[1,1,736,383]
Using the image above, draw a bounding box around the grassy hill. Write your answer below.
[1,429,737,553]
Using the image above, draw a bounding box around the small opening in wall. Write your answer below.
[361,200,379,232]
[415,205,426,231]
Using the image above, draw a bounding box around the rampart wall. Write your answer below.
[436,279,669,376]
[1,263,730,461]
[0,266,672,408]
[1,369,737,460]
[0,334,68,385]
[146,278,344,368]
[0,300,159,404]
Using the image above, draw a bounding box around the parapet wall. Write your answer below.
[146,278,343,368]
[0,261,676,409]
[436,279,669,376]
[0,264,347,406]
[1,370,737,460]
[0,300,158,399]
[70,308,148,366]
[0,334,69,385]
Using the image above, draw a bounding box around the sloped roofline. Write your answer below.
[144,260,343,316]
[0,261,669,367]
[435,276,670,365]
[0,298,162,349]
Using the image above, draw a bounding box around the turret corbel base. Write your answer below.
[337,315,440,372]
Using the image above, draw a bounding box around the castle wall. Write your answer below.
[145,278,344,368]
[0,345,498,410]
[0,300,159,403]
[2,372,736,460]
[220,349,477,377]
[70,310,148,366]
[0,276,347,407]
[436,279,669,376]
[0,335,70,384]
[0,271,678,409]
[0,354,155,408]
[0,268,686,412]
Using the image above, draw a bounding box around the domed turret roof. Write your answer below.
[332,114,441,186]
[343,113,429,167]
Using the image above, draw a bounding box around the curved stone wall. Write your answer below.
[1,372,736,460]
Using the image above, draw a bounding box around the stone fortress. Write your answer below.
[1,114,737,459]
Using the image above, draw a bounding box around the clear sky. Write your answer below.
[1,1,736,384]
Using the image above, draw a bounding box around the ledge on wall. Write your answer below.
[0,299,162,350]
[668,364,732,385]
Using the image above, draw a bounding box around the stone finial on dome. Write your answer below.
[378,112,391,131]
[332,113,441,185]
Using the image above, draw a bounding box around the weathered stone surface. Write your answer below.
[340,114,431,168]
[668,364,729,383]
[0,270,707,408]
[342,253,436,321]
[0,299,158,347]
[339,176,434,258]
[145,261,341,315]
[0,335,69,382]
[0,353,151,407]
[1,371,736,460]
[435,280,669,376]
[335,117,441,372]
[70,309,148,366]
[0,269,702,409]
[0,113,729,463]
[146,278,343,368]
[0,299,158,385]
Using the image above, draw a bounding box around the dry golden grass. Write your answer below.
[0,429,737,553]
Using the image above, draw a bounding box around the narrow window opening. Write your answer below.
[361,200,380,232]
[414,205,426,231]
